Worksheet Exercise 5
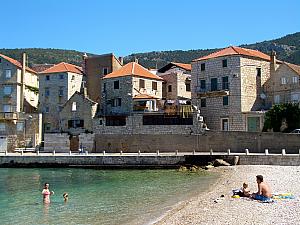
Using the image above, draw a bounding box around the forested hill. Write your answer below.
[0,32,299,69]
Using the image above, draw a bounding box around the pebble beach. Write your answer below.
[154,165,300,225]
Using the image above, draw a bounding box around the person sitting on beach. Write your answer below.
[252,175,272,202]
[241,182,251,197]
[63,192,69,202]
[42,183,54,204]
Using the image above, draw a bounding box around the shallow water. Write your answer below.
[0,168,217,225]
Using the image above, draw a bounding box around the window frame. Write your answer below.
[5,69,11,79]
[222,59,227,68]
[152,81,158,91]
[168,85,172,92]
[223,96,229,106]
[281,77,287,85]
[200,98,206,107]
[114,80,120,89]
[221,118,229,131]
[46,75,50,81]
[139,79,145,89]
[103,67,108,75]
[200,63,205,71]
[292,76,298,84]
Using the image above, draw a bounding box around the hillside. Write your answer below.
[0,32,299,69]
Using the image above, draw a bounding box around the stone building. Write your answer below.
[39,62,83,132]
[59,91,98,134]
[0,53,42,151]
[157,62,191,101]
[265,52,300,104]
[84,53,123,103]
[192,46,271,132]
[101,62,164,116]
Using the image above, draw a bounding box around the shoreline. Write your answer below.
[153,165,300,225]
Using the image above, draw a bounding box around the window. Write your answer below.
[291,93,299,102]
[59,87,64,96]
[45,106,49,113]
[45,123,51,131]
[0,58,1,63]
[46,75,50,81]
[152,81,157,90]
[221,118,229,131]
[168,85,172,92]
[103,67,108,75]
[0,123,5,131]
[222,76,229,90]
[292,76,298,84]
[200,98,206,107]
[112,98,122,107]
[3,104,12,112]
[281,77,287,85]
[185,81,191,91]
[211,78,218,91]
[103,82,107,92]
[71,75,75,80]
[139,79,145,89]
[59,74,64,79]
[68,119,84,128]
[200,80,206,90]
[200,63,205,71]
[256,68,261,77]
[5,70,11,79]
[274,95,280,104]
[114,80,119,89]
[16,122,24,132]
[3,86,12,95]
[222,59,227,67]
[223,96,229,106]
[72,102,77,111]
[45,88,50,97]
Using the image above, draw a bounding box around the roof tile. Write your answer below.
[0,53,37,74]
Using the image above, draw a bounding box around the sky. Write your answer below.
[1,0,300,56]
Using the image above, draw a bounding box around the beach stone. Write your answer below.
[178,166,188,172]
[205,165,214,170]
[213,159,231,167]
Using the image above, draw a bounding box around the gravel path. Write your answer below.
[154,165,300,225]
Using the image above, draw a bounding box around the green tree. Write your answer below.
[263,103,300,132]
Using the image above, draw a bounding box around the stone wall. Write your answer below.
[44,133,70,152]
[93,131,300,154]
[79,133,95,152]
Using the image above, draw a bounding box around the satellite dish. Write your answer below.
[260,93,266,99]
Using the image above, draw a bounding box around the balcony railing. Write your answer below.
[195,82,230,93]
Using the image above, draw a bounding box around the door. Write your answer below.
[247,117,260,132]
[0,136,7,152]
[70,136,79,152]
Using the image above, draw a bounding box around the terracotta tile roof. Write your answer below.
[193,46,271,62]
[103,62,163,80]
[40,62,83,75]
[171,62,192,71]
[0,53,37,74]
[284,62,300,76]
[133,94,159,99]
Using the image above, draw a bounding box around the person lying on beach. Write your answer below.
[63,192,69,202]
[251,175,272,202]
[241,182,251,197]
[42,183,54,204]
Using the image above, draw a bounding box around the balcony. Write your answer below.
[196,82,229,97]
[0,112,19,120]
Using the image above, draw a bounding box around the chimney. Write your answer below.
[134,57,139,64]
[118,56,124,66]
[20,52,26,112]
[270,50,277,73]
[82,53,88,76]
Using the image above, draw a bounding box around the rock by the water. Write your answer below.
[213,159,231,167]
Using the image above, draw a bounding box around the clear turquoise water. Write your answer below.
[0,168,217,225]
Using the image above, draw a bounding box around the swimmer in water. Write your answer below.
[42,183,54,204]
[63,192,69,202]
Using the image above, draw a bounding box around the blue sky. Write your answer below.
[1,0,299,56]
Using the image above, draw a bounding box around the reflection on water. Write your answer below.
[0,168,217,225]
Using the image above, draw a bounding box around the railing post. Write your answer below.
[210,149,213,156]
[21,150,23,156]
[120,150,123,155]
[53,150,55,156]
[5,150,7,156]
[265,149,269,155]
[193,149,196,155]
[299,149,300,155]
[103,151,105,156]
[69,151,72,156]
[282,149,286,155]
[175,150,178,156]
[138,150,141,156]
[156,150,160,156]
[85,151,88,155]
[245,149,249,155]
[36,150,39,156]
[227,149,231,155]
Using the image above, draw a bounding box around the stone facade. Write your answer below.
[102,76,163,115]
[84,53,123,103]
[192,55,270,131]
[39,71,83,132]
[265,62,300,104]
[59,92,98,134]
[158,67,191,100]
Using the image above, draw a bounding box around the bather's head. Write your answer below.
[256,175,264,183]
[44,183,49,189]
[243,182,248,188]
